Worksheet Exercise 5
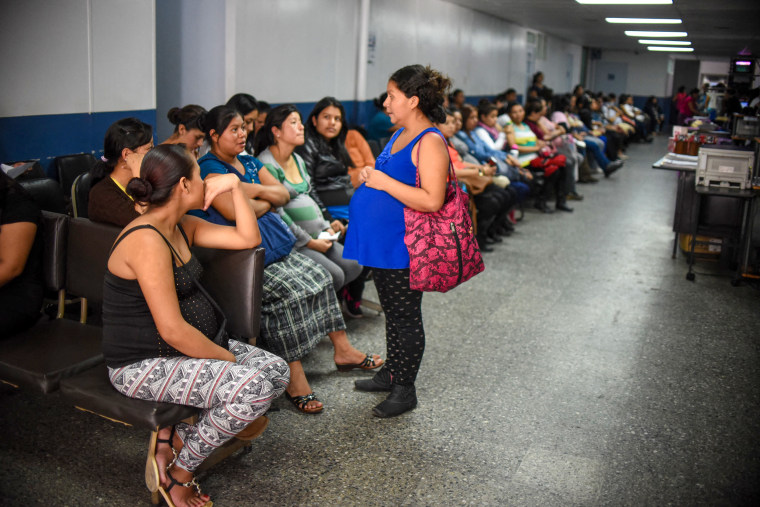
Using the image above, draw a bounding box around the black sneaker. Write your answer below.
[604,159,623,178]
[372,383,417,418]
[355,368,392,392]
[341,297,364,318]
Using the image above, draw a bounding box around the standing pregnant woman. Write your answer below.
[344,65,450,418]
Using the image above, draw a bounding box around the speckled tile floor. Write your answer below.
[1,136,759,506]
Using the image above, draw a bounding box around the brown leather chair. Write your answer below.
[0,212,104,393]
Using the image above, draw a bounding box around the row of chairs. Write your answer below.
[0,212,267,503]
[12,153,95,216]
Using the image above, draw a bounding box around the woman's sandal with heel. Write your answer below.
[285,392,324,414]
[335,353,383,372]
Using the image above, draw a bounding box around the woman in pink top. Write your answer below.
[677,88,699,125]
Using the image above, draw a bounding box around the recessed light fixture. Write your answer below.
[576,0,672,4]
[607,18,682,24]
[625,31,688,37]
[647,46,694,52]
[638,40,691,45]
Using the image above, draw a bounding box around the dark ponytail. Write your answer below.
[91,118,153,184]
[389,65,451,123]
[126,144,194,207]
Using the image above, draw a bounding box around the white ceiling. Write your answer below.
[444,0,760,58]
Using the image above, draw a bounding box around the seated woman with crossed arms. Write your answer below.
[103,144,290,507]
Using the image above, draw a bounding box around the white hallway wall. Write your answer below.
[155,0,582,138]
[2,0,581,141]
[0,0,155,118]
[366,0,581,100]
[587,50,673,97]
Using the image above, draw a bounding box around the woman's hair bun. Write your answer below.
[167,107,182,124]
[126,177,153,203]
[390,65,451,124]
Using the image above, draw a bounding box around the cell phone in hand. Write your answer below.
[487,157,498,167]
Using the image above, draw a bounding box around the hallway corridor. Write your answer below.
[1,137,758,506]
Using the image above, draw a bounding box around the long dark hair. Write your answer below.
[90,118,153,184]
[389,64,451,123]
[253,104,301,156]
[304,97,352,167]
[373,93,387,111]
[126,144,195,207]
[477,102,498,121]
[226,93,258,117]
[524,99,544,118]
[203,105,242,149]
[460,104,478,139]
[553,94,572,114]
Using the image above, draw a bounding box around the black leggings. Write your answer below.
[373,268,425,385]
[473,185,513,237]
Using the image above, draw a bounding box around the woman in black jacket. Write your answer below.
[296,97,355,222]
[296,97,369,317]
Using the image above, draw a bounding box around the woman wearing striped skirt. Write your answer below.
[194,105,383,414]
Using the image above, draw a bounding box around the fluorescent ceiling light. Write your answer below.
[607,18,681,24]
[625,31,688,37]
[638,39,691,45]
[647,46,694,52]
[576,1,672,4]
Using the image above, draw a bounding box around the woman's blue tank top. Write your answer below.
[343,127,440,269]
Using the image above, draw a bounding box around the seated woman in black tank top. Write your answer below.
[102,144,290,507]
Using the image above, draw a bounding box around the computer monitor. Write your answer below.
[731,58,755,75]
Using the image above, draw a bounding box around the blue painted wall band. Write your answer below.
[0,109,156,177]
[1,95,671,178]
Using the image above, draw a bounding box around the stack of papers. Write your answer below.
[656,153,699,170]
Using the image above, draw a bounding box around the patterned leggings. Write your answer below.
[373,268,425,385]
[108,340,289,472]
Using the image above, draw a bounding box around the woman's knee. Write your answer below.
[328,266,345,291]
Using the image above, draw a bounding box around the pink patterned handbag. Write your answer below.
[403,132,485,293]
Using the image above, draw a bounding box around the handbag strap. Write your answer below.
[413,130,458,191]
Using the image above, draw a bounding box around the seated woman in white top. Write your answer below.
[253,104,362,293]
[473,103,510,151]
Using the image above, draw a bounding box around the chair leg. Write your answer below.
[79,297,88,324]
[57,289,66,319]
[145,430,160,498]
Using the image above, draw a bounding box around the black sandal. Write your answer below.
[146,427,178,494]
[157,426,178,463]
[335,353,384,372]
[285,392,324,414]
[159,467,212,507]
